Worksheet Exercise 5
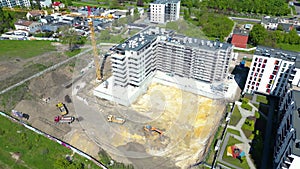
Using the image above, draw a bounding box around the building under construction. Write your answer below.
[94,27,234,106]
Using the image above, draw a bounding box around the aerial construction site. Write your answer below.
[70,26,236,168]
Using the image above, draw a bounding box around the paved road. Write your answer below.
[261,98,275,169]
[0,43,116,95]
[229,17,261,23]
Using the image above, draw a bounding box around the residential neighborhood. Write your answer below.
[0,0,300,169]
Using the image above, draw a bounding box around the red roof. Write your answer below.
[231,34,248,48]
[53,2,61,6]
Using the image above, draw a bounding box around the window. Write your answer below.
[283,63,287,67]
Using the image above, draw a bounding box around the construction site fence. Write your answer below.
[0,111,107,169]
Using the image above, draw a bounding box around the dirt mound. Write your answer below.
[29,67,72,98]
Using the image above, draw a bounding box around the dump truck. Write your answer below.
[107,115,125,124]
[56,102,67,115]
[54,115,75,124]
[144,125,163,135]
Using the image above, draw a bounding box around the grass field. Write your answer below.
[227,128,241,136]
[162,19,206,39]
[0,40,56,61]
[229,106,242,126]
[0,114,99,169]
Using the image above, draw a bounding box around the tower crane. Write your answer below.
[86,6,114,81]
[87,6,101,81]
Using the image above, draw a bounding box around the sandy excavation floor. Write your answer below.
[109,83,225,168]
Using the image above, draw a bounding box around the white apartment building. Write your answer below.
[150,0,180,23]
[0,0,30,8]
[273,89,300,169]
[243,46,300,97]
[111,27,233,88]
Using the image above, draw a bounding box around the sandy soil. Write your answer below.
[107,83,225,168]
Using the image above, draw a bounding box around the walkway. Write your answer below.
[217,101,257,169]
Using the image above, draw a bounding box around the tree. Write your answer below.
[60,27,81,51]
[249,24,268,45]
[183,9,190,20]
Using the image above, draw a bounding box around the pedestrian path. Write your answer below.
[217,101,256,169]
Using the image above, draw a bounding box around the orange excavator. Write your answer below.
[144,125,163,136]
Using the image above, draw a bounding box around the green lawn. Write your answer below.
[0,114,100,169]
[256,95,268,104]
[241,102,253,111]
[277,43,300,52]
[227,128,241,136]
[222,136,250,169]
[162,19,206,39]
[0,40,56,61]
[229,106,242,126]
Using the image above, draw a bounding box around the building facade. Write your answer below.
[0,0,30,8]
[273,88,300,169]
[243,46,300,97]
[150,0,180,23]
[111,27,233,88]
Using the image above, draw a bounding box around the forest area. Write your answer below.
[182,0,291,16]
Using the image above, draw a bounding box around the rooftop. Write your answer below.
[14,20,34,27]
[115,27,232,52]
[152,0,180,4]
[255,46,300,64]
[292,90,300,156]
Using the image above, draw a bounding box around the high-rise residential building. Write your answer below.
[150,0,180,23]
[0,0,31,8]
[111,27,233,88]
[273,88,300,169]
[243,46,300,97]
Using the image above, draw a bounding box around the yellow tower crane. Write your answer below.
[87,17,102,81]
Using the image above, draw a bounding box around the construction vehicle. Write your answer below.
[56,102,68,115]
[144,125,163,136]
[107,115,125,124]
[54,115,75,124]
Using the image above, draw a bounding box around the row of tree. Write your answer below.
[182,0,290,16]
[249,24,300,47]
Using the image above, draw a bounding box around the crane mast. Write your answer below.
[88,6,102,81]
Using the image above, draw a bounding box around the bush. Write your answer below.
[241,98,249,104]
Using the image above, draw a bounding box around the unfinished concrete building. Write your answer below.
[94,27,234,106]
[112,27,232,87]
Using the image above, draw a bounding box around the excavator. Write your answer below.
[144,125,163,136]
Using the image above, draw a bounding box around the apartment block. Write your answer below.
[273,89,300,169]
[150,0,180,23]
[243,46,300,97]
[111,27,233,88]
[0,0,31,8]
